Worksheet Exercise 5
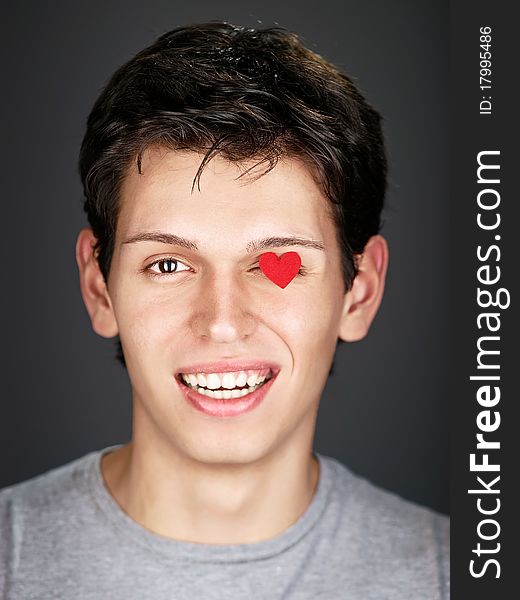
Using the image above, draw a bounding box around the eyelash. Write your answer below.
[143,258,308,278]
[144,257,191,278]
[251,265,307,276]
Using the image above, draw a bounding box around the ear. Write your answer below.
[75,228,119,338]
[338,235,389,342]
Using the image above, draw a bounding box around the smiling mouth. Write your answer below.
[178,368,274,400]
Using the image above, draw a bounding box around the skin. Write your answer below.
[76,147,388,544]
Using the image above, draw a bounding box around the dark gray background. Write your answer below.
[1,0,448,514]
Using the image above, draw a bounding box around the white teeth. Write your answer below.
[196,385,258,399]
[206,373,221,390]
[235,371,247,387]
[180,369,273,398]
[246,374,258,387]
[221,373,237,389]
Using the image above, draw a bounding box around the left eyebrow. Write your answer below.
[122,231,198,250]
[246,236,325,253]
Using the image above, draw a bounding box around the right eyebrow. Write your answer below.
[122,231,198,251]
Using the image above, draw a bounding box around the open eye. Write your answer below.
[146,257,191,277]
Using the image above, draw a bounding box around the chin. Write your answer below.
[178,428,278,467]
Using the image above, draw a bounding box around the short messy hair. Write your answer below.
[78,21,387,365]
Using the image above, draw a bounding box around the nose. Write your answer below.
[190,271,257,344]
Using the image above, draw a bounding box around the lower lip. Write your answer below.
[178,376,276,418]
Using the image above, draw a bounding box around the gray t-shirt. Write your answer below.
[0,444,449,599]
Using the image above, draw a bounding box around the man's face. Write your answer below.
[105,148,350,464]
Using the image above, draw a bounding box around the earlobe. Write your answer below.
[75,228,119,338]
[338,235,389,342]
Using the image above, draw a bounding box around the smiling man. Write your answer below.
[0,22,449,599]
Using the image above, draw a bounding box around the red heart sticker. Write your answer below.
[259,252,302,289]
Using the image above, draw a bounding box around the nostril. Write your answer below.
[208,322,241,343]
[206,313,256,342]
[191,305,257,342]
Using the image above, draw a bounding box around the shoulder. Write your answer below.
[319,454,450,598]
[0,449,100,564]
[0,448,110,595]
[321,454,450,541]
[0,449,96,516]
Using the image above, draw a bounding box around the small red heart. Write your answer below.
[259,252,302,288]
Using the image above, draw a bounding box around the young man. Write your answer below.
[0,22,449,598]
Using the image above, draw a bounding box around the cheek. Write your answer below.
[266,290,341,410]
[113,284,190,359]
[264,283,343,358]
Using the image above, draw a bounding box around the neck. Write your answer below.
[101,428,320,545]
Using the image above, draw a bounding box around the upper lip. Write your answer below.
[176,360,281,375]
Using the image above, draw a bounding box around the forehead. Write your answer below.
[116,147,335,244]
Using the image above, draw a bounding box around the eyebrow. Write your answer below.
[245,236,325,253]
[122,232,198,250]
[122,231,325,253]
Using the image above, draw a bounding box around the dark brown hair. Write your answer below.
[78,21,387,365]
